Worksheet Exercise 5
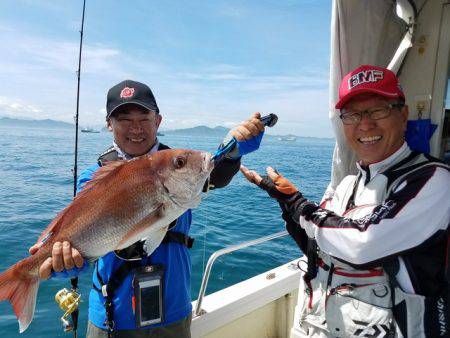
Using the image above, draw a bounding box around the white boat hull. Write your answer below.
[191,259,302,338]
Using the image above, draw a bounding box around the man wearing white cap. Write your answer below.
[241,65,450,337]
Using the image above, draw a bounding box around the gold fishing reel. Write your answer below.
[55,288,81,332]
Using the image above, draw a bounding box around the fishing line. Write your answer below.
[201,184,210,276]
[201,113,278,277]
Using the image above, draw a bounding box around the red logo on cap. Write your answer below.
[348,70,384,90]
[120,87,135,98]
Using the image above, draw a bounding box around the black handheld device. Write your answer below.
[133,265,165,327]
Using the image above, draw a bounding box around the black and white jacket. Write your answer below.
[300,142,450,297]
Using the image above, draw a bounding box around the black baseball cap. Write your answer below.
[106,80,159,119]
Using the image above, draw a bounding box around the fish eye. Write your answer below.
[174,156,186,169]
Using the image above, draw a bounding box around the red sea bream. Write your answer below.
[0,149,214,332]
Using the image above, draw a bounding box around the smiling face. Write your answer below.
[342,94,408,166]
[107,104,162,157]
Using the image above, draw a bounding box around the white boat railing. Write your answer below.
[193,230,289,316]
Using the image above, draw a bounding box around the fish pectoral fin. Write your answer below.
[143,225,170,256]
[115,205,166,250]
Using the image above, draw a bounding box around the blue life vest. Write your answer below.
[78,163,193,329]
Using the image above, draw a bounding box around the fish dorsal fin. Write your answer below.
[91,160,127,183]
[75,160,127,199]
[36,160,127,245]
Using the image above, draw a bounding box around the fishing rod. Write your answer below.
[73,0,86,198]
[54,0,86,337]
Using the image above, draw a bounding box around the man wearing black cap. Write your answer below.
[102,80,163,159]
[34,79,267,337]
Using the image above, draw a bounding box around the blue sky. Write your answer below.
[0,0,332,137]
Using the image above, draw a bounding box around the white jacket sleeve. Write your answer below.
[299,166,450,265]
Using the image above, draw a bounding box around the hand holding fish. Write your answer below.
[29,241,84,280]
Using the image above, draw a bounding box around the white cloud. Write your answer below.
[0,26,124,75]
[0,96,43,119]
[153,63,330,134]
[0,23,333,137]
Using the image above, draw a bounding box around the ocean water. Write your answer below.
[0,125,334,337]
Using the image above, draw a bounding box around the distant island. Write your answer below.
[0,116,73,129]
[0,117,231,137]
[161,125,229,137]
[0,116,333,140]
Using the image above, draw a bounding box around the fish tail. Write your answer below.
[0,259,40,333]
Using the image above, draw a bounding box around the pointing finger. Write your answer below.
[240,165,252,180]
[240,165,263,184]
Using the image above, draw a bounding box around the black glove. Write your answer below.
[258,176,311,222]
[261,175,320,218]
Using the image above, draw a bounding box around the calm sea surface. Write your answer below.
[0,125,333,337]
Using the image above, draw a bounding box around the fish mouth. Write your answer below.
[203,152,214,173]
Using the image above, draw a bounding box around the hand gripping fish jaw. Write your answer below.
[211,113,278,165]
[54,288,81,332]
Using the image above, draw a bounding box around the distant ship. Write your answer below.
[278,136,296,142]
[157,132,164,136]
[81,127,100,133]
